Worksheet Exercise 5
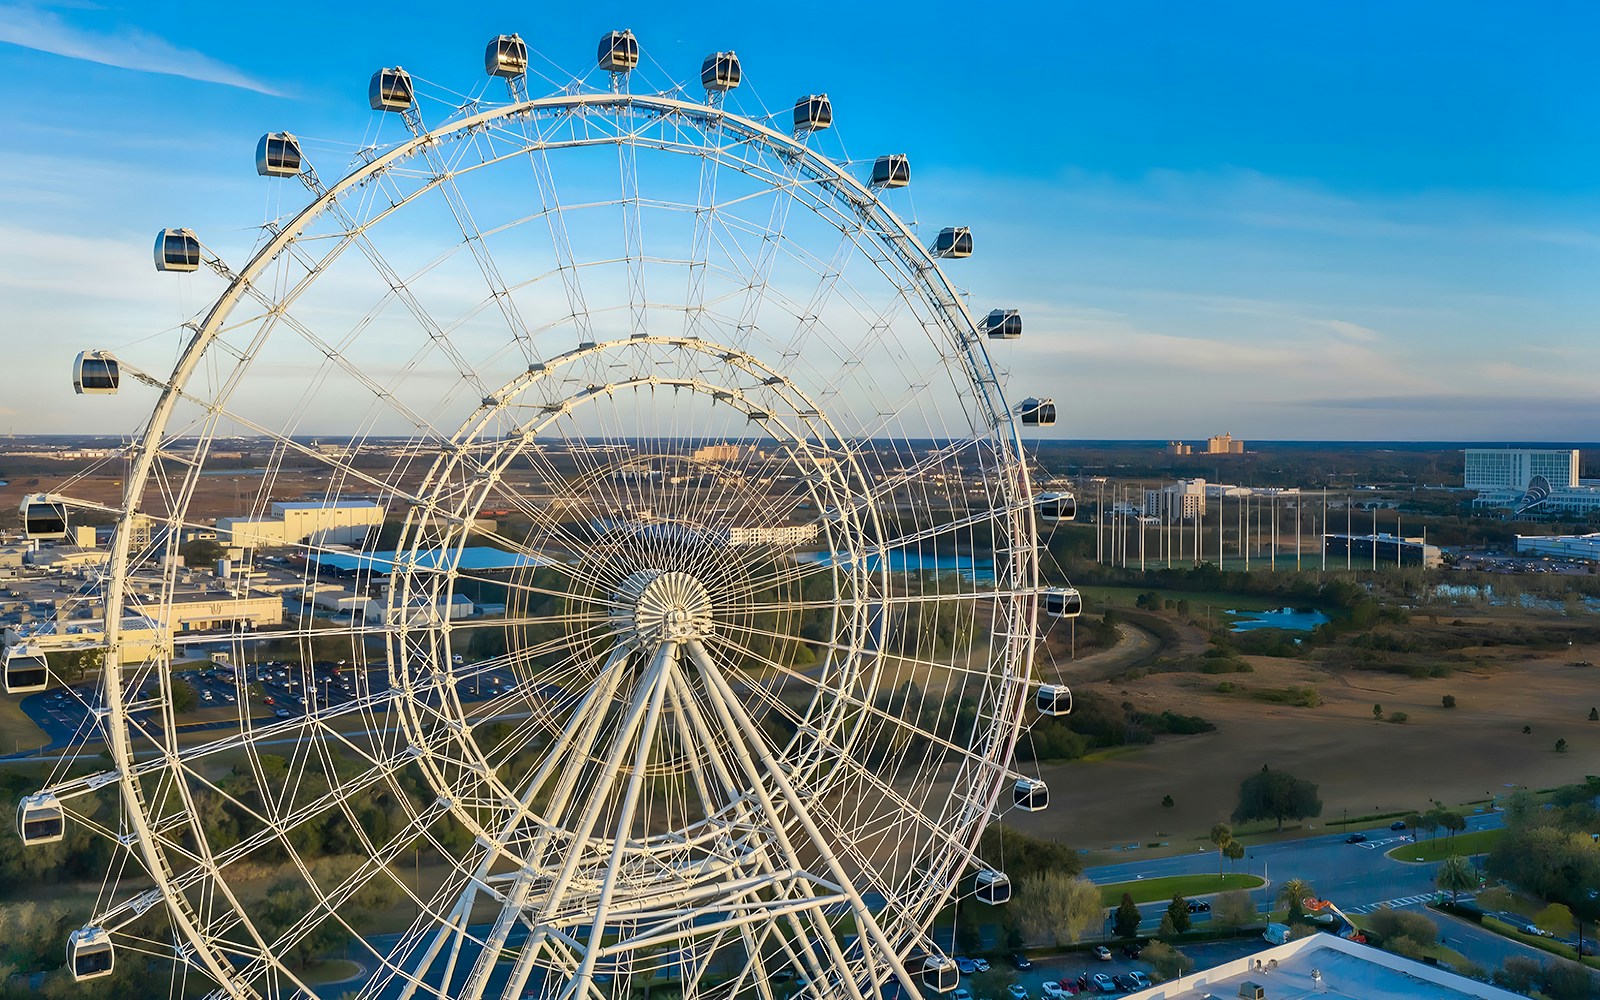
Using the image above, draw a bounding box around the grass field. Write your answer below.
[1077,586,1302,622]
[1096,873,1265,906]
[0,696,48,754]
[1386,829,1504,862]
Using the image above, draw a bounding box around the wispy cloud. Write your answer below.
[0,5,283,96]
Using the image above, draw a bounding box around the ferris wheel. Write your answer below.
[15,29,1082,1000]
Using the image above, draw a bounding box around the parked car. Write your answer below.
[1128,972,1151,990]
[972,959,990,973]
[1112,975,1138,992]
[1090,974,1115,994]
[1120,943,1142,959]
[274,708,291,718]
[1093,945,1113,961]
[1186,899,1211,913]
[1346,833,1367,843]
[1390,821,1407,830]
[1010,954,1033,971]
[952,990,973,1000]
[1522,924,1555,938]
[1042,982,1072,1000]
[1007,986,1029,1000]
[954,959,978,975]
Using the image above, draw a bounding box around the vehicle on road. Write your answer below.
[1522,924,1555,938]
[1185,899,1210,913]
[1093,945,1112,961]
[1390,821,1407,830]
[1346,833,1367,843]
[1010,954,1033,971]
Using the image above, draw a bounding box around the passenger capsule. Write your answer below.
[921,956,959,994]
[1037,683,1073,717]
[17,792,65,845]
[153,228,200,273]
[598,30,639,72]
[975,870,1012,905]
[20,494,69,541]
[1037,491,1075,522]
[701,51,741,91]
[793,94,833,132]
[1044,587,1082,619]
[3,646,49,695]
[1019,397,1056,427]
[67,927,114,982]
[486,34,528,78]
[985,309,1022,340]
[871,154,910,189]
[73,351,120,395]
[1013,777,1049,812]
[255,132,302,177]
[369,67,414,111]
[932,227,972,258]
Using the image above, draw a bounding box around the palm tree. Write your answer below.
[1276,878,1314,922]
[1435,855,1477,905]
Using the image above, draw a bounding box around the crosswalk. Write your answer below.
[1343,893,1437,915]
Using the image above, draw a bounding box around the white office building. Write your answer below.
[219,500,385,548]
[1464,448,1600,514]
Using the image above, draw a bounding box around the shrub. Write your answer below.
[1143,942,1192,982]
[1388,711,1409,724]
[1442,695,1457,709]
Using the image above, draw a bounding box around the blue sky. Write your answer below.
[1,1,1598,439]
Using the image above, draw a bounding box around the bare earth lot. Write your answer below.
[1009,631,1600,853]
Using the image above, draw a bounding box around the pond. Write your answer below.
[801,550,995,583]
[1228,607,1330,633]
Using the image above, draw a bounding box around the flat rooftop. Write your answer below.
[1128,935,1520,1000]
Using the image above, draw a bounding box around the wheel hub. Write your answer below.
[610,569,712,646]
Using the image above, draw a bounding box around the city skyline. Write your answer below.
[1,2,1597,439]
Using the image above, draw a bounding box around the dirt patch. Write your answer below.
[1005,651,1600,853]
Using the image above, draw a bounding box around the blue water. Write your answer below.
[803,550,996,584]
[309,547,555,573]
[1228,607,1330,632]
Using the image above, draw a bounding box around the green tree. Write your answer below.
[1210,890,1258,929]
[1442,694,1457,709]
[1276,878,1314,923]
[1233,766,1323,831]
[1373,703,1384,721]
[1435,855,1477,905]
[1166,894,1192,934]
[1114,893,1142,938]
[1556,738,1569,753]
[1536,902,1576,940]
[171,678,199,714]
[1014,872,1103,945]
[1210,823,1234,875]
[1439,810,1466,845]
[1143,941,1193,981]
[1589,707,1598,721]
[1224,839,1246,871]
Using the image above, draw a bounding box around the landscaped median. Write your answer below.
[1096,873,1265,906]
[1384,828,1503,863]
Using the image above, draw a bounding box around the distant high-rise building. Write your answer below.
[1206,433,1244,454]
[1165,441,1192,455]
[691,443,744,463]
[1144,479,1208,522]
[1463,448,1578,492]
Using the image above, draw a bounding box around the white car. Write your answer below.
[972,959,990,973]
[1042,982,1071,1000]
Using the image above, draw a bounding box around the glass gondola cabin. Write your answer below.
[701,51,741,91]
[1020,397,1056,426]
[921,957,959,993]
[871,154,911,188]
[1037,491,1075,521]
[20,495,68,540]
[369,67,414,111]
[975,870,1012,905]
[1013,777,1049,812]
[793,94,833,132]
[985,309,1022,340]
[598,30,639,72]
[3,646,48,694]
[68,927,113,982]
[17,792,64,846]
[1044,587,1082,618]
[932,227,972,258]
[154,228,200,272]
[1037,683,1073,716]
[255,132,302,177]
[486,34,528,78]
[73,351,119,395]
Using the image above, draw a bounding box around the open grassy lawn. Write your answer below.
[1076,586,1300,621]
[1096,873,1265,906]
[1386,829,1503,863]
[0,696,48,753]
